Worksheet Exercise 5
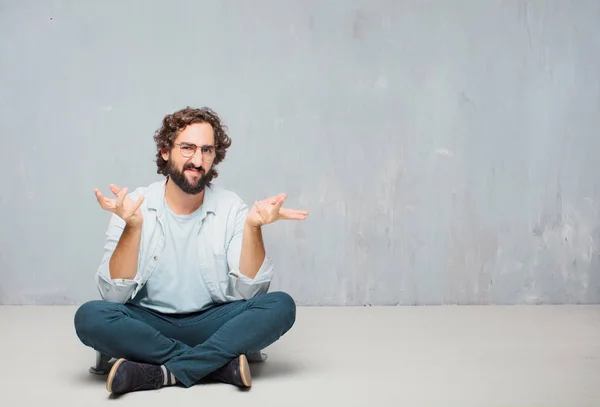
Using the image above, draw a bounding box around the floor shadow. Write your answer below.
[249,359,301,379]
[72,359,114,384]
[75,371,108,384]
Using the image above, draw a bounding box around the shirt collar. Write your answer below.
[146,178,217,214]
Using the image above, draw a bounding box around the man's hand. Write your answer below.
[245,193,308,228]
[94,184,144,227]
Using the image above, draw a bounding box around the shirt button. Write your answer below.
[154,256,158,260]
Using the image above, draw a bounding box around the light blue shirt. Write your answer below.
[94,179,275,306]
[129,201,214,314]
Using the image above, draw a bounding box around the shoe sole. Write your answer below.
[239,354,252,387]
[106,358,127,393]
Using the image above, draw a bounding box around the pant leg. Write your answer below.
[74,300,192,366]
[74,291,296,388]
[163,291,296,387]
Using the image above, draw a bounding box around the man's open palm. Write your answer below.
[247,193,308,227]
[95,184,144,226]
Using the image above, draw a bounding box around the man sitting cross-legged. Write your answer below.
[74,106,308,394]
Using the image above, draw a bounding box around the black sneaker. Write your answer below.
[106,358,166,394]
[209,354,252,388]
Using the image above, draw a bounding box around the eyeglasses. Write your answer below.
[174,143,216,161]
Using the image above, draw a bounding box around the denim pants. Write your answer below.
[74,291,296,387]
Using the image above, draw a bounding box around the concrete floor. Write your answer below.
[1,305,599,406]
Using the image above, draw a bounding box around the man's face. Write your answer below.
[161,122,216,195]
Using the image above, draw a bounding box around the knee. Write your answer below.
[73,300,117,342]
[267,291,296,328]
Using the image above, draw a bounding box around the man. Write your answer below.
[74,106,308,395]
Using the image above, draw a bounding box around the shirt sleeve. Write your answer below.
[225,201,275,299]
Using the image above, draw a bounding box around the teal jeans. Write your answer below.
[74,291,296,387]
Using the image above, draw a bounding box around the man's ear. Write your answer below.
[161,147,169,162]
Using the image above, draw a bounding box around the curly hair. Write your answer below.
[153,106,232,178]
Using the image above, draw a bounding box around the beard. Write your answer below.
[166,160,214,195]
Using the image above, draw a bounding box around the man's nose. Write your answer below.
[190,150,204,167]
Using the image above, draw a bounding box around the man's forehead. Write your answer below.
[176,123,215,144]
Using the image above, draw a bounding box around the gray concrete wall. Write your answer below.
[1,0,599,305]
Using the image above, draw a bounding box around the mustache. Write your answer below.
[184,164,204,173]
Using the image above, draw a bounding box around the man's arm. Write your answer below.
[238,221,266,279]
[94,184,145,302]
[109,222,143,280]
[225,194,307,299]
[237,193,309,279]
[225,202,274,300]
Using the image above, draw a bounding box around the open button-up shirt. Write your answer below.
[95,179,274,305]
